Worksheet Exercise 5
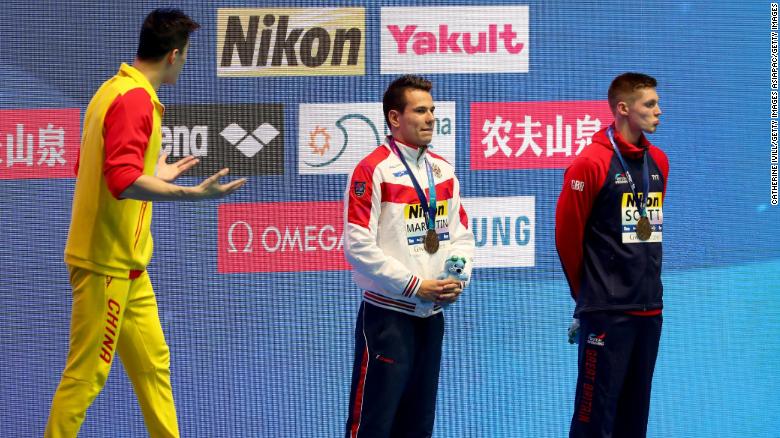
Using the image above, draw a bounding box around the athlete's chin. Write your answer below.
[417,133,433,145]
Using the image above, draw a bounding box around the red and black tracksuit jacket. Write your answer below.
[555,125,669,317]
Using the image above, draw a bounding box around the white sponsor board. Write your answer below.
[298,102,456,174]
[381,6,529,74]
[461,196,535,267]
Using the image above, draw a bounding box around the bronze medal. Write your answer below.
[424,229,439,254]
[636,216,652,241]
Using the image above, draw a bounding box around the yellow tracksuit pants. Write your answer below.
[45,266,179,437]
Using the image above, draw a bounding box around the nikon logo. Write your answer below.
[217,8,365,77]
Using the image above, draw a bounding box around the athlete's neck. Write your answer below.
[391,137,428,161]
[132,58,165,91]
[391,137,413,150]
[615,119,641,146]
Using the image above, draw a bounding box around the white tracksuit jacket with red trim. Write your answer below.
[344,137,475,317]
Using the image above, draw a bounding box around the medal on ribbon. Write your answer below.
[388,137,439,254]
[424,229,439,253]
[607,127,652,241]
[636,216,652,241]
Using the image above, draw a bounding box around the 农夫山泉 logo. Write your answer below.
[460,196,535,268]
[218,201,348,273]
[381,6,528,74]
[471,101,612,170]
[0,109,80,180]
[298,102,455,174]
[218,8,365,77]
[161,104,283,176]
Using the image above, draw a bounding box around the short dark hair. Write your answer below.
[383,75,433,128]
[136,8,200,61]
[608,72,657,114]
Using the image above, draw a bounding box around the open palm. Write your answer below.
[157,152,199,182]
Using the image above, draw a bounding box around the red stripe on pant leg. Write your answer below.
[350,346,369,438]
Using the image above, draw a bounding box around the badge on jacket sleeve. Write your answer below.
[353,181,366,197]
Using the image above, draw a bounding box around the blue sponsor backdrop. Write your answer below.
[1,1,778,437]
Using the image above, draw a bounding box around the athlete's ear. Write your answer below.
[388,109,401,129]
[166,48,179,66]
[616,101,629,117]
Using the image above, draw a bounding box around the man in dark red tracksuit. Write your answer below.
[556,72,669,438]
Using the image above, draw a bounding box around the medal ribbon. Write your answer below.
[388,136,437,235]
[606,126,650,218]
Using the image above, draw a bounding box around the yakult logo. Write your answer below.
[381,6,529,74]
[218,201,348,273]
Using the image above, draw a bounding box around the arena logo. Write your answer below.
[161,104,284,176]
[162,123,279,158]
[0,108,80,180]
[218,8,365,76]
[470,100,613,170]
[381,6,529,74]
[298,102,456,175]
[461,196,535,268]
[218,201,349,273]
[219,123,280,158]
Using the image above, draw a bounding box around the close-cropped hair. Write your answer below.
[136,8,200,61]
[383,75,433,128]
[608,72,658,113]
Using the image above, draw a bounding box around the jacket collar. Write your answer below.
[386,136,428,164]
[596,123,652,160]
[118,63,164,113]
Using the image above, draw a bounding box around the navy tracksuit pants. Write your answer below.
[570,312,662,438]
[346,301,444,438]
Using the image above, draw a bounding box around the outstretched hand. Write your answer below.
[157,152,199,182]
[195,168,246,199]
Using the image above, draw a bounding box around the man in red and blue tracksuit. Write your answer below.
[556,72,669,438]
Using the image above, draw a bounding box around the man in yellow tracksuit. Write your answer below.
[45,9,246,438]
